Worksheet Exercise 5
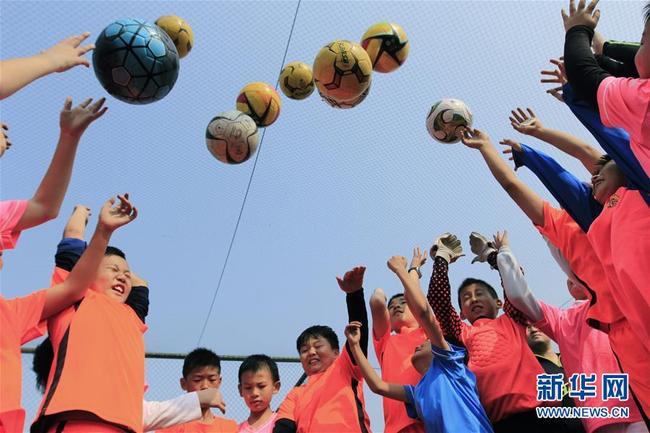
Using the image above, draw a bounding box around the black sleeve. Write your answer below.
[126,286,149,323]
[603,40,640,77]
[564,25,612,108]
[55,250,81,272]
[272,419,297,433]
[345,288,368,361]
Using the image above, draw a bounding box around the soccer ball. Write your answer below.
[313,40,372,102]
[361,22,409,73]
[205,110,259,164]
[93,18,180,104]
[426,99,473,143]
[155,15,194,58]
[279,61,315,100]
[319,82,370,109]
[236,82,282,127]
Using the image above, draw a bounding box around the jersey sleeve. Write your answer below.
[273,388,300,433]
[143,393,201,432]
[8,289,48,344]
[0,200,28,250]
[534,301,563,342]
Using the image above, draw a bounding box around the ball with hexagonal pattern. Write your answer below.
[93,18,180,104]
[313,40,372,102]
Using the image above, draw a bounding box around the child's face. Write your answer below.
[635,22,650,79]
[591,160,626,204]
[388,296,418,331]
[95,255,132,303]
[410,340,433,375]
[459,283,501,323]
[238,367,280,414]
[181,366,221,392]
[526,325,551,354]
[299,336,339,376]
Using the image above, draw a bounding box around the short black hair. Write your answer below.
[105,246,126,259]
[296,325,339,353]
[594,154,613,173]
[183,348,221,378]
[387,293,404,308]
[645,2,650,24]
[238,354,280,383]
[457,278,499,307]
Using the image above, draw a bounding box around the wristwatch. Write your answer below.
[407,266,422,279]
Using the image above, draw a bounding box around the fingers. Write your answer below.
[88,97,106,113]
[510,109,524,124]
[569,0,576,14]
[577,0,586,12]
[593,9,600,23]
[63,96,73,111]
[78,43,95,56]
[63,32,91,48]
[516,107,529,121]
[78,98,92,108]
[561,8,569,23]
[526,108,536,118]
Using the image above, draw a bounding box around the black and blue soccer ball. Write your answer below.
[93,18,180,104]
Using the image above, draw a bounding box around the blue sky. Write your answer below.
[1,0,642,430]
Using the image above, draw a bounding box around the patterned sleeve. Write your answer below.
[427,256,465,342]
[487,252,529,326]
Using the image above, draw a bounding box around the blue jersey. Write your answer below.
[403,343,494,433]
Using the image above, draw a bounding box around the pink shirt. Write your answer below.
[238,413,277,433]
[586,187,650,354]
[0,200,27,250]
[460,315,544,422]
[598,76,650,177]
[535,301,642,433]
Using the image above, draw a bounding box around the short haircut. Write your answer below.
[387,293,404,308]
[296,325,339,353]
[594,154,613,172]
[457,278,499,307]
[183,348,221,378]
[105,246,126,259]
[238,354,280,383]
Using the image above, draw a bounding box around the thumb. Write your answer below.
[471,256,479,264]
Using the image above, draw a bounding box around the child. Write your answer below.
[0,32,93,99]
[238,355,281,433]
[345,254,493,433]
[273,266,371,433]
[461,127,650,421]
[427,232,548,433]
[369,249,427,433]
[0,195,136,433]
[1,96,107,251]
[493,230,645,433]
[156,348,238,433]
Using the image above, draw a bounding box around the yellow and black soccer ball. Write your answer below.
[361,22,409,73]
[155,15,194,58]
[279,61,315,100]
[313,40,372,102]
[319,81,371,109]
[236,82,282,127]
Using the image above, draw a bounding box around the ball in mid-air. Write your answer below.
[313,40,372,102]
[155,15,194,58]
[426,99,473,143]
[93,18,180,104]
[236,82,282,127]
[319,82,371,109]
[361,22,409,73]
[205,110,260,164]
[279,61,315,100]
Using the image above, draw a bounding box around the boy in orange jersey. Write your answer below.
[156,348,238,433]
[370,249,427,433]
[0,194,136,433]
[273,266,371,433]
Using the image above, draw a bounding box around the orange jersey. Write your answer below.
[276,348,371,433]
[373,327,425,433]
[0,291,46,433]
[32,270,147,433]
[156,416,238,433]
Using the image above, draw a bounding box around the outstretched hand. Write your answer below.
[98,193,138,232]
[562,0,600,31]
[60,97,108,138]
[499,139,523,163]
[460,128,492,150]
[541,58,567,102]
[41,32,95,72]
[410,247,427,269]
[509,107,543,136]
[344,321,363,346]
[493,230,509,250]
[336,266,366,293]
[387,255,408,274]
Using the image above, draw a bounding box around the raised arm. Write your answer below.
[492,231,543,322]
[509,107,602,173]
[63,205,91,239]
[0,33,94,100]
[14,97,107,232]
[461,128,545,227]
[388,254,449,351]
[337,266,369,359]
[369,288,390,341]
[344,322,407,402]
[40,194,137,319]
